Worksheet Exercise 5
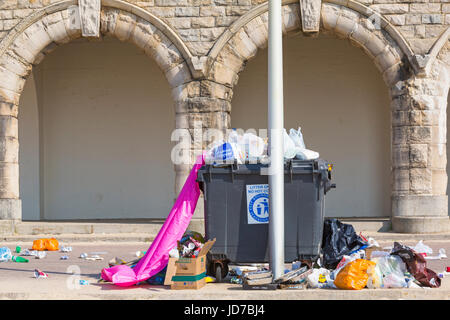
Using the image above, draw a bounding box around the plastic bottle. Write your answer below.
[12,256,28,263]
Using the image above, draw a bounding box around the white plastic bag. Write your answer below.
[239,132,265,161]
[0,247,11,262]
[288,127,320,160]
[412,240,433,256]
[425,248,447,260]
[289,127,306,150]
[283,129,297,159]
[306,268,336,289]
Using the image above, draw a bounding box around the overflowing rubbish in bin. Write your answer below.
[93,128,447,292]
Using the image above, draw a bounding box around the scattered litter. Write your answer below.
[60,246,72,253]
[367,256,408,288]
[334,259,376,290]
[205,276,216,283]
[0,247,12,262]
[79,280,89,285]
[230,276,242,284]
[135,251,144,257]
[412,240,433,257]
[80,253,88,259]
[11,256,28,263]
[168,248,179,259]
[85,255,104,261]
[60,255,69,260]
[34,269,48,279]
[35,251,47,259]
[447,267,450,272]
[15,246,21,254]
[306,268,336,289]
[424,248,447,260]
[321,219,368,269]
[89,251,107,255]
[32,238,59,251]
[391,242,441,288]
[21,249,33,256]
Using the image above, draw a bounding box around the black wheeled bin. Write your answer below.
[196,159,335,280]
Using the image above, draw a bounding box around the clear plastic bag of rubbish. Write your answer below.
[306,268,336,289]
[239,132,266,161]
[412,240,433,256]
[289,127,306,150]
[283,129,297,159]
[367,256,408,288]
[288,127,320,160]
[206,141,243,164]
[0,247,12,262]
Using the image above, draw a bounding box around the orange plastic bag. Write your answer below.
[32,238,59,251]
[32,239,46,251]
[46,238,59,251]
[334,259,376,290]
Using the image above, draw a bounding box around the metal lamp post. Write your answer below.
[268,0,285,280]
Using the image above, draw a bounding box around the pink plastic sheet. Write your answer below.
[101,154,205,286]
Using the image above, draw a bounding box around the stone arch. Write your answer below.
[0,1,195,220]
[204,1,450,233]
[206,1,413,90]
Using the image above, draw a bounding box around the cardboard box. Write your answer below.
[173,239,215,275]
[365,246,390,260]
[169,238,216,290]
[171,276,206,290]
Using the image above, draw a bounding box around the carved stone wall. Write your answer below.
[0,0,449,233]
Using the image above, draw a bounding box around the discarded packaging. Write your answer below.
[425,248,447,260]
[60,246,72,253]
[35,251,46,259]
[321,219,368,269]
[367,256,408,288]
[391,242,441,288]
[85,255,104,261]
[412,240,433,256]
[79,280,89,285]
[334,259,376,290]
[80,253,88,259]
[0,247,12,262]
[60,255,69,260]
[11,256,28,263]
[34,269,48,279]
[275,266,308,284]
[170,239,216,290]
[307,268,336,289]
[242,282,278,290]
[32,238,59,251]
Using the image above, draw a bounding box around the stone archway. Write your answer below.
[203,1,450,233]
[0,1,195,221]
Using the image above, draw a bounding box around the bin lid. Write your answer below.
[197,159,331,179]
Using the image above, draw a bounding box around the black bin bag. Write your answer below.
[321,219,368,269]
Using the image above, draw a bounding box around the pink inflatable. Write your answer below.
[101,154,205,286]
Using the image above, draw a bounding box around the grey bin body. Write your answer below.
[197,159,335,264]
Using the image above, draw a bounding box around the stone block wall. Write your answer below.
[0,0,449,233]
[0,0,448,56]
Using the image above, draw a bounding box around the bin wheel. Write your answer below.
[214,263,229,283]
[215,264,223,283]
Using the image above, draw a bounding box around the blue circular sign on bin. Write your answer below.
[248,193,270,223]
